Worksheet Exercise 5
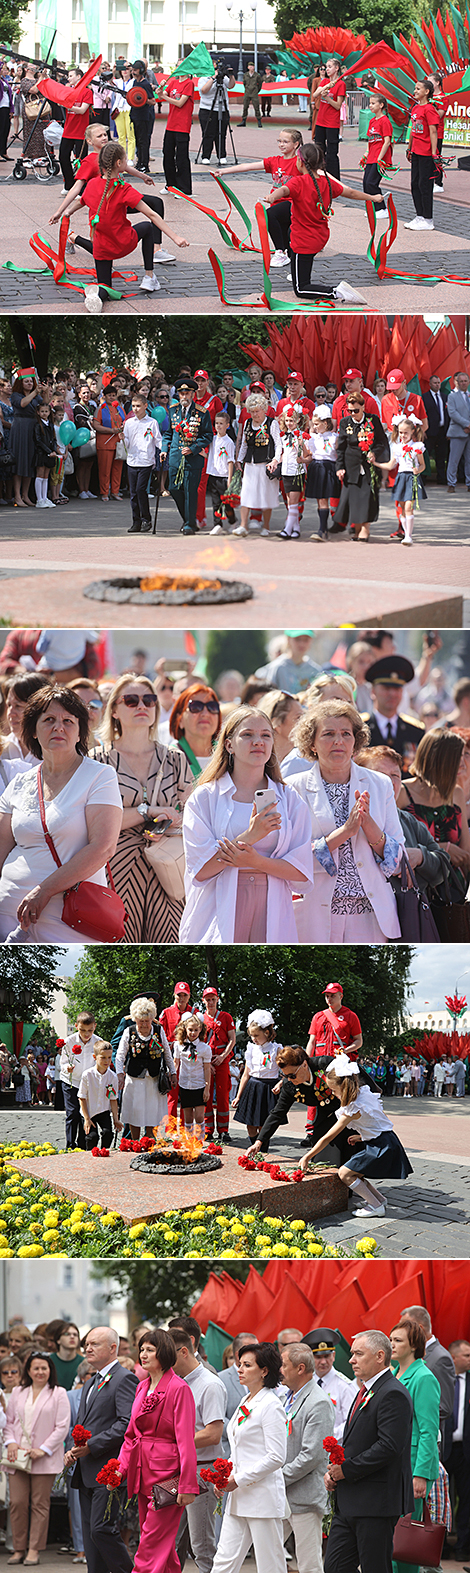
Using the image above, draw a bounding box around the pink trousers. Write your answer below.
[233,870,268,942]
[133,1492,183,1573]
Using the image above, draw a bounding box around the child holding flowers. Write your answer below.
[173,1014,212,1134]
[371,415,426,547]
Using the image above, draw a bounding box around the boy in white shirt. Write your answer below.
[207,411,236,534]
[124,391,162,535]
[79,1041,122,1150]
[60,1011,99,1150]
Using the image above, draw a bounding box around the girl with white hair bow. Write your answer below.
[299,1051,412,1216]
[232,1009,282,1142]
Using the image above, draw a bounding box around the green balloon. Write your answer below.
[71,427,90,449]
[59,420,76,443]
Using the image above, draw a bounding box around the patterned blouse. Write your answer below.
[314,777,401,912]
[91,742,193,853]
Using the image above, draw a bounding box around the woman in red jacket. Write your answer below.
[118,1329,197,1573]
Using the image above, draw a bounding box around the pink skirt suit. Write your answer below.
[118,1369,198,1573]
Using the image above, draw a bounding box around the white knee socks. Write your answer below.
[35,477,48,503]
[349,1176,380,1206]
[404,511,413,540]
[284,503,299,536]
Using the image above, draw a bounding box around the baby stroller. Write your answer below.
[13,110,62,182]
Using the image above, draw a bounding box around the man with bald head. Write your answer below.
[65,1326,138,1573]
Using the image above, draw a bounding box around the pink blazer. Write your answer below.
[4,1384,70,1474]
[118,1369,198,1498]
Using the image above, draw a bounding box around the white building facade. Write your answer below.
[19,0,279,73]
[405,1009,470,1033]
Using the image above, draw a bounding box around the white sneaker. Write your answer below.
[231,524,248,536]
[434,185,444,193]
[420,218,435,229]
[201,157,210,164]
[260,527,270,536]
[374,209,389,223]
[352,1203,386,1216]
[140,275,160,292]
[79,491,89,500]
[334,280,367,304]
[35,498,48,508]
[210,524,224,533]
[160,185,170,194]
[86,491,98,499]
[271,249,290,267]
[44,498,56,507]
[402,536,413,546]
[153,248,176,264]
[404,216,427,229]
[84,285,102,314]
[219,157,227,164]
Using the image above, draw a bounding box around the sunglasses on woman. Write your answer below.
[186,698,219,714]
[121,693,156,709]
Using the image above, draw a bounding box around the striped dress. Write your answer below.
[92,743,193,942]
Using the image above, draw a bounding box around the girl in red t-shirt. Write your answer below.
[49,123,174,267]
[311,58,346,179]
[405,79,440,230]
[361,92,393,224]
[430,70,449,191]
[78,141,189,312]
[227,126,303,267]
[269,141,382,302]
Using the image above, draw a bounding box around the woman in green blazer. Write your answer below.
[390,1316,440,1573]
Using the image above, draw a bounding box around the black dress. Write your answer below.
[335,411,390,525]
[9,390,42,476]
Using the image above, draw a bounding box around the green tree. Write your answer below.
[204,631,268,689]
[66,945,413,1052]
[0,949,66,1018]
[90,1261,253,1321]
[270,0,421,46]
[0,0,31,44]
[0,316,272,384]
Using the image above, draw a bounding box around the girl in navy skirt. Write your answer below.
[233,1009,282,1142]
[305,403,340,539]
[372,415,426,547]
[299,1051,412,1214]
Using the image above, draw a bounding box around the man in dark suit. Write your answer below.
[423,375,449,485]
[64,1325,138,1573]
[364,655,424,772]
[443,1339,470,1562]
[401,1305,455,1424]
[324,1329,413,1573]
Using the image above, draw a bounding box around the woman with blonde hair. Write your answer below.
[115,996,176,1139]
[289,698,404,941]
[180,705,313,943]
[233,394,281,539]
[92,673,193,942]
[275,675,357,780]
[299,1052,412,1215]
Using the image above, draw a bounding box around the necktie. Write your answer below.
[453,1376,460,1430]
[348,1383,367,1421]
[317,1377,323,1388]
[386,722,394,741]
[85,1372,100,1408]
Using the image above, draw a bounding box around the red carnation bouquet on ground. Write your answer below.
[238,1153,303,1183]
[96,1459,123,1520]
[91,1147,110,1157]
[200,1457,233,1515]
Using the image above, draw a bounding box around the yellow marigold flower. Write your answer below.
[42,1230,60,1243]
[139,1252,156,1258]
[272,1243,290,1256]
[90,1204,103,1213]
[281,1231,293,1240]
[43,1211,59,1227]
[191,1226,206,1236]
[122,1249,133,1256]
[20,1178,33,1187]
[70,1222,85,1235]
[291,1220,306,1231]
[254,1236,271,1250]
[264,1217,283,1229]
[355,1237,377,1254]
[241,1213,256,1223]
[29,1223,43,1235]
[30,1203,44,1214]
[205,1206,216,1215]
[230,1222,245,1236]
[101,1214,120,1226]
[307,1244,324,1256]
[18,1244,44,1257]
[0,1236,9,1250]
[129,1224,146,1239]
[288,1248,303,1257]
[0,1202,12,1212]
[215,1215,228,1226]
[83,1222,95,1233]
[162,1230,178,1243]
[0,1248,14,1258]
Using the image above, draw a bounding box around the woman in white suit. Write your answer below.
[180,707,313,943]
[289,699,404,942]
[211,1342,287,1573]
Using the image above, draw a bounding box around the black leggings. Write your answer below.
[290,249,336,300]
[314,124,340,179]
[435,134,443,187]
[363,160,385,211]
[268,199,291,251]
[163,129,192,194]
[93,221,154,299]
[59,135,84,190]
[411,151,434,219]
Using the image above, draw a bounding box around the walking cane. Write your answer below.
[152,465,162,534]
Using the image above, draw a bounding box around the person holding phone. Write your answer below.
[180,706,313,943]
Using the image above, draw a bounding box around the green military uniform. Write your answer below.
[166,379,213,535]
[240,70,263,125]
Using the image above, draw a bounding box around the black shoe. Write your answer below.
[301,1135,315,1148]
[221,1133,233,1144]
[141,522,152,533]
[127,524,142,532]
[237,121,246,127]
[180,524,197,534]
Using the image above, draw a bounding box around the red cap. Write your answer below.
[286,369,303,381]
[343,367,362,381]
[324,982,343,995]
[386,369,405,389]
[195,369,209,380]
[174,981,191,994]
[202,987,219,998]
[249,380,266,393]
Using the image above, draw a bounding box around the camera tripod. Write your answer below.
[195,75,238,168]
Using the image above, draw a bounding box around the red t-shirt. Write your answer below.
[332,389,380,424]
[315,76,346,130]
[366,114,393,165]
[286,170,344,255]
[238,401,276,427]
[196,393,224,432]
[309,1006,362,1055]
[203,1009,235,1056]
[82,178,142,259]
[277,394,315,418]
[63,88,93,142]
[381,390,426,431]
[263,153,298,184]
[74,150,99,184]
[410,102,440,156]
[166,78,194,134]
[159,1002,191,1043]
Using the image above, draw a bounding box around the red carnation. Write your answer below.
[96,1460,122,1486]
[100,1148,110,1157]
[72,1425,92,1447]
[91,1147,101,1157]
[292,1169,304,1183]
[323,1436,345,1465]
[72,1044,82,1055]
[55,1039,65,1048]
[200,1457,233,1513]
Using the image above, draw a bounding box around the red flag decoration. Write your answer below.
[224,1264,275,1335]
[255,1271,315,1342]
[38,55,102,107]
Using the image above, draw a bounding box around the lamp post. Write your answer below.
[226,0,257,82]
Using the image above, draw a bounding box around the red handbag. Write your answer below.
[37,765,126,943]
[392,1497,446,1567]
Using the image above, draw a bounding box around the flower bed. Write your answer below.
[0,1142,378,1259]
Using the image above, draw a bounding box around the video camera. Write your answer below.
[214,54,228,86]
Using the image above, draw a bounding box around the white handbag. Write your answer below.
[0,1446,31,1474]
[115,439,126,460]
[142,757,185,903]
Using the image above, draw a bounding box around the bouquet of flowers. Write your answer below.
[91,1147,110,1157]
[199,1457,233,1515]
[173,415,200,488]
[96,1459,124,1521]
[55,1426,91,1490]
[322,1436,345,1536]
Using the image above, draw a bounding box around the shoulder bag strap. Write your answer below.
[148,751,166,810]
[36,763,118,895]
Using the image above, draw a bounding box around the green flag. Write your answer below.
[37,0,57,63]
[127,0,142,59]
[166,41,214,79]
[81,0,100,59]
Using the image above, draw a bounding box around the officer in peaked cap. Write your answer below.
[364,654,424,768]
[303,1329,354,1437]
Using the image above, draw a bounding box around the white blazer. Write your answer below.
[289,760,404,942]
[180,773,313,943]
[226,1388,287,1519]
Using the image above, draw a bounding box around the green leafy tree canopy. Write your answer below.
[0,0,31,44]
[0,948,66,1019]
[270,0,423,49]
[90,1261,253,1322]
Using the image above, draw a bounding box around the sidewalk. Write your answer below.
[2,117,470,313]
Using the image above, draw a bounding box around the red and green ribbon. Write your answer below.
[366,196,470,287]
[3,214,138,300]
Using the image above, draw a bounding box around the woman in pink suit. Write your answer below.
[5,1350,70,1565]
[118,1329,198,1573]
